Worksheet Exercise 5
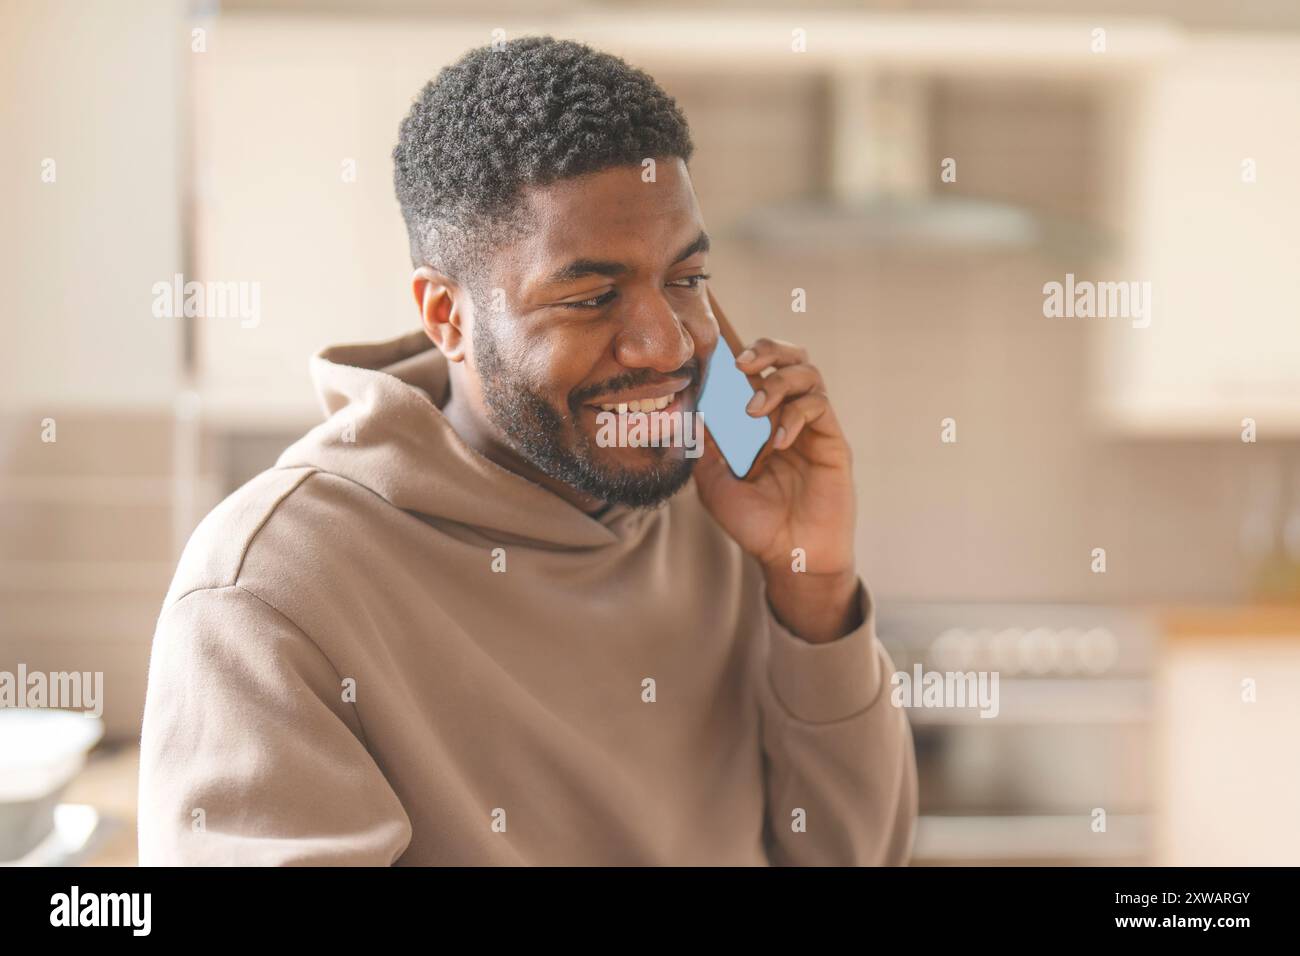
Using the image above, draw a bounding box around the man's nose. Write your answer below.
[613,292,695,373]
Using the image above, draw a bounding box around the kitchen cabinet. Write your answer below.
[1094,38,1300,435]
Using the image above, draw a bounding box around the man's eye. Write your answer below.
[667,274,711,290]
[563,290,617,309]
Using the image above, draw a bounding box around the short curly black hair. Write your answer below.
[393,36,694,294]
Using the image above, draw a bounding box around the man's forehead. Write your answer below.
[509,161,705,279]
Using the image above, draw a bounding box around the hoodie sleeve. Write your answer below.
[138,585,413,866]
[757,580,918,866]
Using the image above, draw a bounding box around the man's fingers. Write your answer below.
[744,363,825,417]
[726,338,846,457]
[771,392,834,450]
[735,337,808,373]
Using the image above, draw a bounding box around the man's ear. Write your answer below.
[412,266,470,362]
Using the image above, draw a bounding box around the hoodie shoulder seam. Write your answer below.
[163,582,375,754]
[283,466,406,516]
[230,465,319,584]
[166,465,319,610]
[233,583,375,754]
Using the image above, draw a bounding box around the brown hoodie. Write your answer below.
[138,329,917,865]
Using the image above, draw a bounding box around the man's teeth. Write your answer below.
[598,394,675,413]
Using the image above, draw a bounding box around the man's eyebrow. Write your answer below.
[543,231,711,286]
[545,258,630,285]
[671,231,710,265]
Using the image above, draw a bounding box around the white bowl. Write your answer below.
[0,709,104,861]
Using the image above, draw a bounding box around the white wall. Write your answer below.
[190,17,482,425]
[0,0,184,410]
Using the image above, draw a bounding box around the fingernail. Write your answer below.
[736,349,755,364]
[774,426,787,447]
[747,389,766,413]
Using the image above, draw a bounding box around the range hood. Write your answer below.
[733,71,1097,253]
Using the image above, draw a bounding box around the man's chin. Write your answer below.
[571,450,697,510]
[590,442,692,470]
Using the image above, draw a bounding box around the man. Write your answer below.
[139,36,916,865]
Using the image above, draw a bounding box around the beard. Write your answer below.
[473,322,697,510]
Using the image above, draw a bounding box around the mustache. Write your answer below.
[568,358,702,414]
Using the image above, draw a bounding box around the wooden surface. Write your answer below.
[62,742,139,866]
[1161,605,1300,641]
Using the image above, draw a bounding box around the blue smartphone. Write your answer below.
[698,311,772,479]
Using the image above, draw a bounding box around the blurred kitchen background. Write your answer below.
[3,0,1299,866]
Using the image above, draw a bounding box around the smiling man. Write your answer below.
[138,36,917,866]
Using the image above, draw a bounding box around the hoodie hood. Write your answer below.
[276,329,645,549]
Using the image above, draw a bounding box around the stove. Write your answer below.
[875,603,1156,866]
